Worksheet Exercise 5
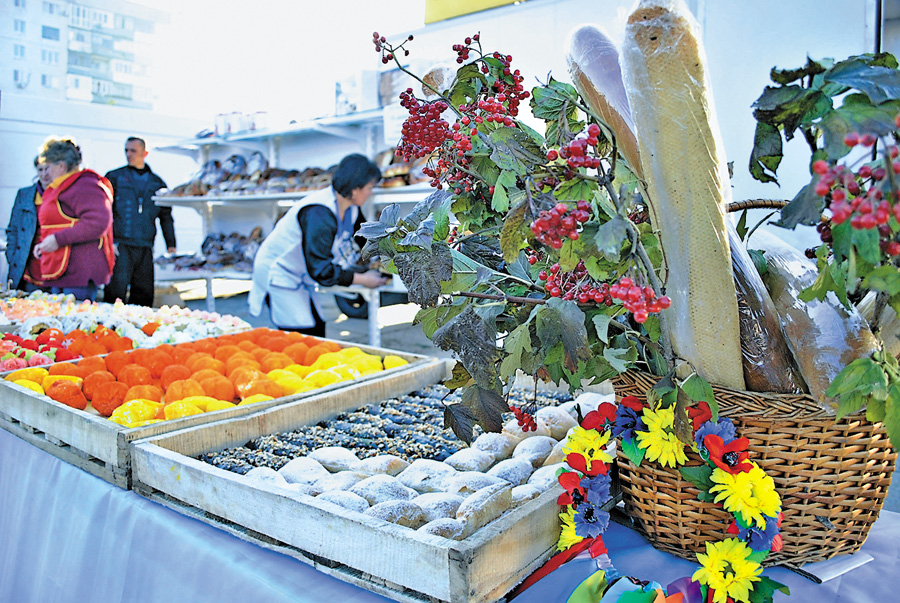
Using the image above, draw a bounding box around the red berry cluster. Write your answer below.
[451,34,479,63]
[372,32,413,63]
[530,201,591,249]
[537,260,613,304]
[547,125,604,171]
[609,277,670,323]
[396,90,452,161]
[511,405,537,432]
[478,52,529,117]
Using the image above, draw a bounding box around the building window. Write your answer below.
[42,26,60,41]
[14,19,25,33]
[41,74,58,89]
[42,1,58,14]
[41,49,59,65]
[13,69,23,82]
[13,44,25,59]
[14,0,26,8]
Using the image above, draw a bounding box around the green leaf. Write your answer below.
[602,345,632,374]
[883,385,900,449]
[681,374,719,422]
[593,216,628,261]
[414,302,466,339]
[592,314,612,344]
[867,398,886,423]
[621,437,646,467]
[500,199,532,262]
[679,464,714,494]
[554,177,596,202]
[448,63,486,110]
[500,323,532,380]
[648,371,677,409]
[489,127,545,175]
[772,183,825,229]
[460,385,509,433]
[394,241,453,307]
[445,362,474,389]
[565,569,608,603]
[432,306,500,391]
[535,298,592,370]
[530,77,580,120]
[824,60,900,105]
[749,121,783,184]
[444,403,476,444]
[864,264,900,296]
[851,224,882,266]
[673,388,694,446]
[748,576,791,603]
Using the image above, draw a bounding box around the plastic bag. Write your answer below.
[754,230,878,411]
[729,226,806,394]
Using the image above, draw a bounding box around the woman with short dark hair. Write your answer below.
[249,153,389,336]
[28,137,115,301]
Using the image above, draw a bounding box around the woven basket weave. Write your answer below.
[611,370,897,567]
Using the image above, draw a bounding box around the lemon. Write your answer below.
[337,347,364,359]
[205,399,237,412]
[266,368,295,382]
[13,379,44,395]
[347,354,383,375]
[109,399,160,426]
[272,374,314,396]
[383,355,409,370]
[310,352,342,371]
[7,367,49,383]
[238,393,274,405]
[328,364,362,381]
[176,395,220,412]
[164,400,204,420]
[304,369,341,389]
[284,364,314,378]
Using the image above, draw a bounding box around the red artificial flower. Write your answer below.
[726,520,739,535]
[771,533,783,553]
[703,434,753,474]
[566,453,609,477]
[688,401,713,431]
[588,535,607,558]
[582,402,617,430]
[557,470,586,506]
[706,588,734,603]
[620,396,644,412]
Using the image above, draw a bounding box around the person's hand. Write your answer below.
[33,234,59,258]
[167,247,176,254]
[354,269,391,289]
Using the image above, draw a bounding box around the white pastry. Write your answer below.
[535,407,578,440]
[418,518,466,540]
[472,432,518,461]
[486,458,533,486]
[309,446,360,472]
[502,417,552,441]
[512,436,558,468]
[528,463,566,490]
[397,459,457,493]
[412,492,464,522]
[316,490,370,513]
[365,500,427,529]
[314,471,369,493]
[350,454,410,476]
[443,448,495,472]
[350,474,417,505]
[543,438,569,466]
[278,457,331,485]
[511,484,542,507]
[457,482,512,537]
[442,471,506,496]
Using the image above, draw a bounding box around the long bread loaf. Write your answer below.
[622,0,745,388]
[566,25,643,178]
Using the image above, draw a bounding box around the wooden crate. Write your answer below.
[0,342,447,489]
[131,379,563,603]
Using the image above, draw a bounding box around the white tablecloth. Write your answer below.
[0,426,895,602]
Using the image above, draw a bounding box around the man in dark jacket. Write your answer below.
[5,157,52,291]
[103,136,176,306]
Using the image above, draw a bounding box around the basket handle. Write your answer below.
[727,199,789,213]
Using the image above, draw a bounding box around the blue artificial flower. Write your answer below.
[580,473,612,506]
[573,502,610,538]
[738,512,782,552]
[694,418,736,449]
[613,403,646,441]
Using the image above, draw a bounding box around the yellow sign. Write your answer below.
[425,0,523,24]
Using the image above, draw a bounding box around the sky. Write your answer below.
[143,0,426,125]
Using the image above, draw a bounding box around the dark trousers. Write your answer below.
[104,244,154,307]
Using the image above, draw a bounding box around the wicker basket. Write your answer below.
[611,370,897,567]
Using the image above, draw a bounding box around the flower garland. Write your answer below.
[551,392,790,603]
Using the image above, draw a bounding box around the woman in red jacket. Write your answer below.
[27,137,114,301]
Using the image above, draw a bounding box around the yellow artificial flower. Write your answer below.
[710,463,781,529]
[562,426,613,467]
[635,406,688,468]
[557,509,583,551]
[692,538,763,603]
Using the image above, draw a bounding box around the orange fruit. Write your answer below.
[104,350,133,377]
[237,377,283,400]
[118,364,152,388]
[236,340,257,352]
[250,348,270,362]
[48,363,88,379]
[46,380,88,410]
[141,322,161,336]
[191,368,222,383]
[77,356,106,374]
[282,342,310,364]
[91,381,130,417]
[124,384,163,403]
[214,344,242,362]
[171,347,194,364]
[82,370,116,401]
[259,352,292,373]
[165,378,205,403]
[79,340,107,357]
[230,367,266,390]
[192,356,226,375]
[284,331,304,342]
[185,352,213,372]
[192,340,216,355]
[304,344,332,366]
[160,365,192,391]
[199,375,235,402]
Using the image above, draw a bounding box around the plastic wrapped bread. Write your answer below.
[566,24,643,177]
[622,0,745,389]
[754,230,879,411]
[858,292,900,358]
[729,225,807,394]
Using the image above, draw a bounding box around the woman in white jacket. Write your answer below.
[248,154,389,335]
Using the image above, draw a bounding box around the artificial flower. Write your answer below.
[635,406,688,468]
[688,401,713,431]
[703,434,752,474]
[613,396,646,441]
[692,538,763,603]
[567,453,609,477]
[710,464,781,529]
[694,418,737,449]
[557,470,586,507]
[582,402,617,430]
[573,501,610,538]
[557,509,583,551]
[727,511,783,553]
[563,426,613,474]
[580,473,612,506]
